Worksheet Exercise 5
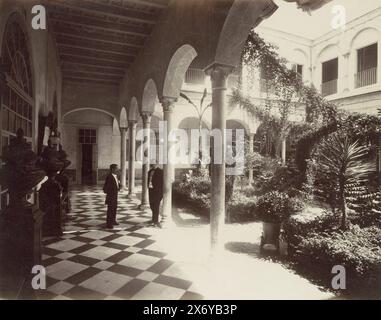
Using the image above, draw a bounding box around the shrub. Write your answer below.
[293,225,381,294]
[173,175,211,215]
[227,192,257,223]
[283,210,340,255]
[255,191,304,223]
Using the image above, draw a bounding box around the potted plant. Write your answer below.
[256,191,303,253]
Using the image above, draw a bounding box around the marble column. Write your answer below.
[206,63,233,252]
[128,120,137,197]
[120,127,127,189]
[248,133,255,184]
[161,97,176,227]
[140,112,151,209]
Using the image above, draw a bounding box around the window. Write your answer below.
[1,19,34,210]
[356,43,378,88]
[321,58,338,96]
[292,64,303,80]
[260,64,275,92]
[79,128,96,144]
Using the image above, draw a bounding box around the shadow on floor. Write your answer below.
[172,205,209,228]
[224,241,262,259]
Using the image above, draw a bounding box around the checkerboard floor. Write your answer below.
[38,185,204,300]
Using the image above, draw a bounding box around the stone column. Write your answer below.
[161,97,176,227]
[140,112,151,209]
[128,120,137,198]
[206,63,233,252]
[340,52,350,93]
[120,127,127,189]
[248,133,255,184]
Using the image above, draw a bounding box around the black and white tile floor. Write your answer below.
[39,186,204,300]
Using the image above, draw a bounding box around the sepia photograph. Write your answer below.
[0,0,380,307]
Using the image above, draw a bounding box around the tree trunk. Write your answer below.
[339,178,347,230]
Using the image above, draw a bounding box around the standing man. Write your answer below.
[148,164,163,227]
[103,164,120,229]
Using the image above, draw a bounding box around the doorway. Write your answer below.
[81,144,94,185]
[79,128,97,185]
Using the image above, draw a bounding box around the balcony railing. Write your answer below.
[355,67,377,88]
[321,79,337,97]
[185,68,205,85]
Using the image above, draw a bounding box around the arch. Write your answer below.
[128,97,139,121]
[163,44,197,99]
[292,48,308,64]
[62,107,116,120]
[214,0,278,67]
[315,43,340,65]
[350,27,380,50]
[226,119,250,135]
[1,12,34,139]
[178,117,210,130]
[142,79,159,113]
[112,117,120,136]
[119,107,128,128]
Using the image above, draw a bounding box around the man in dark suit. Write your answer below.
[148,164,163,227]
[103,164,120,229]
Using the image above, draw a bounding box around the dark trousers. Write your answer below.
[106,202,117,226]
[149,189,162,224]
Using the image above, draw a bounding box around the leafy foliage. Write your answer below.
[294,225,381,294]
[255,191,304,223]
[309,133,375,229]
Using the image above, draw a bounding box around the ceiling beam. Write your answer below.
[56,35,140,56]
[48,11,150,37]
[63,76,119,86]
[51,24,145,48]
[49,0,157,25]
[60,54,130,69]
[63,71,122,81]
[58,44,135,62]
[62,62,126,75]
[111,0,168,9]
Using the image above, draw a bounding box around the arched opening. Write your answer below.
[62,108,119,185]
[163,45,198,99]
[1,15,33,144]
[119,107,128,129]
[0,14,34,209]
[142,79,159,113]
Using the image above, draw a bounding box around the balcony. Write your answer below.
[355,67,377,88]
[321,79,337,97]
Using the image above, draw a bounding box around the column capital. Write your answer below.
[204,62,235,77]
[140,112,152,123]
[161,96,177,112]
[128,120,137,128]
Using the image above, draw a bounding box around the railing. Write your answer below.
[185,68,205,85]
[321,79,337,97]
[355,67,377,88]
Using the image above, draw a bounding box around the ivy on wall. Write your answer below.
[232,32,381,177]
